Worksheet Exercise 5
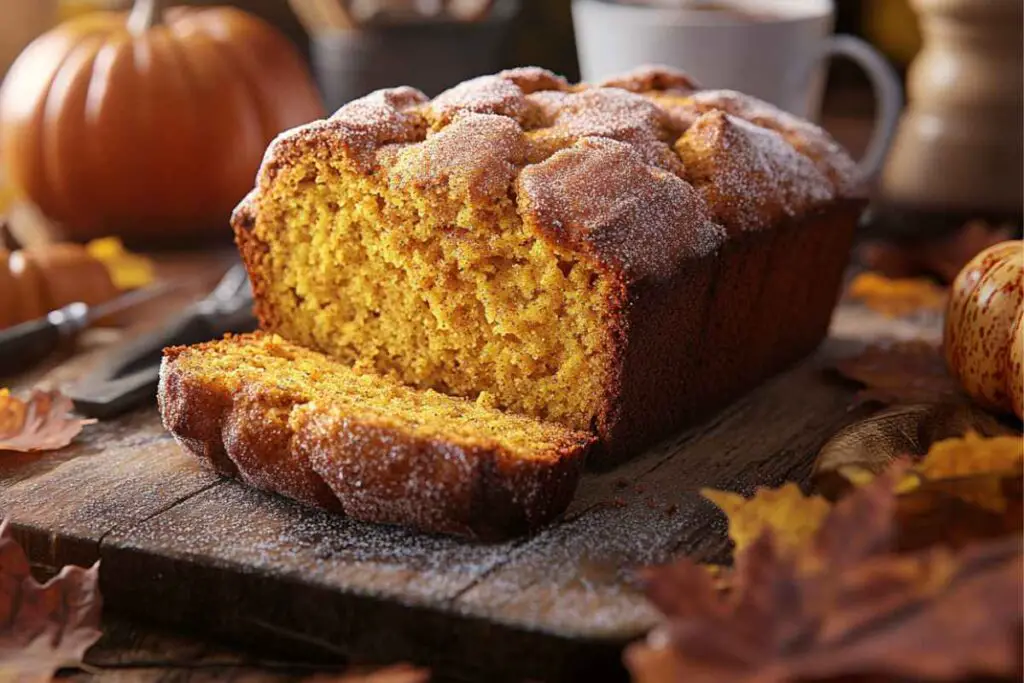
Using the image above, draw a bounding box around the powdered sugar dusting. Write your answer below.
[389,112,525,203]
[524,91,572,127]
[498,67,571,94]
[690,89,860,193]
[599,64,702,94]
[540,88,685,175]
[259,87,428,177]
[518,137,725,282]
[427,75,530,128]
[676,111,834,234]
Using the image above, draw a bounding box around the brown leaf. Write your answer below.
[701,484,831,557]
[0,389,95,453]
[817,420,1023,550]
[628,475,1023,683]
[859,220,1018,285]
[0,519,102,682]
[833,340,963,406]
[846,272,948,318]
[894,475,1022,551]
[306,664,430,683]
[813,403,1014,498]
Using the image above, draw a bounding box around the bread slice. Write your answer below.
[159,333,592,538]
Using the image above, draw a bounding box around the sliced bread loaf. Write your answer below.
[159,333,592,538]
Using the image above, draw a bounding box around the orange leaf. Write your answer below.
[85,237,155,291]
[846,272,948,318]
[0,389,95,453]
[916,431,1023,481]
[0,519,102,681]
[305,665,430,683]
[630,474,1023,683]
[702,483,831,557]
[833,340,963,406]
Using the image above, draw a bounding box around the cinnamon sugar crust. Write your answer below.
[232,65,862,465]
[160,334,591,539]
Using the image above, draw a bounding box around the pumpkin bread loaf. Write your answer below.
[230,65,861,459]
[163,66,862,537]
[160,333,591,538]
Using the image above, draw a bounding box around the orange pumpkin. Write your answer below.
[944,240,1024,419]
[0,243,117,329]
[0,0,324,241]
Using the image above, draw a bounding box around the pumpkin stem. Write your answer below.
[127,0,163,34]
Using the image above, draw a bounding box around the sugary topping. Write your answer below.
[523,91,571,127]
[244,68,858,282]
[600,64,702,94]
[675,111,834,234]
[689,90,860,193]
[498,67,571,94]
[525,88,685,176]
[518,137,725,282]
[258,87,428,179]
[426,75,530,129]
[389,112,525,205]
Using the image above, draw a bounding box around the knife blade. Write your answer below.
[67,264,257,418]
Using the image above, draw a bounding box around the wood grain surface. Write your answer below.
[0,253,937,681]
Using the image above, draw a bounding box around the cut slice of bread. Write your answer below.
[158,333,592,538]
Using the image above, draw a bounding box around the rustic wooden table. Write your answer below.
[4,103,892,683]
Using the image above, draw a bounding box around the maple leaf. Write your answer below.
[0,519,102,682]
[914,430,1023,483]
[702,484,831,556]
[0,389,95,453]
[834,431,1023,513]
[306,664,430,683]
[833,340,963,406]
[858,220,1017,284]
[629,474,1024,683]
[846,272,948,318]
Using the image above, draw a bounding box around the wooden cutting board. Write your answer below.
[0,299,936,683]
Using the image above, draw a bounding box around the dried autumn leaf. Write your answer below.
[702,484,831,556]
[813,403,1013,498]
[915,430,1023,481]
[306,664,430,683]
[895,475,1022,551]
[0,519,102,682]
[859,220,1018,284]
[846,272,948,318]
[833,340,963,406]
[629,474,1024,683]
[0,389,95,453]
[85,237,155,291]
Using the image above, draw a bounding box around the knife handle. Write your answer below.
[0,317,62,378]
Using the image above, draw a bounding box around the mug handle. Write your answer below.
[817,35,904,181]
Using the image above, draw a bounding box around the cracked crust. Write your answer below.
[222,65,863,494]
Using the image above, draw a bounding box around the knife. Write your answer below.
[0,282,175,378]
[67,264,257,419]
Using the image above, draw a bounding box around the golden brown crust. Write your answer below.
[517,137,724,282]
[240,67,858,290]
[599,64,702,94]
[158,339,589,539]
[230,65,863,466]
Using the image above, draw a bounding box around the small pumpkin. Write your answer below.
[0,244,117,330]
[944,240,1024,419]
[0,0,324,242]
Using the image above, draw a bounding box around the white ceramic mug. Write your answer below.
[571,0,903,178]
